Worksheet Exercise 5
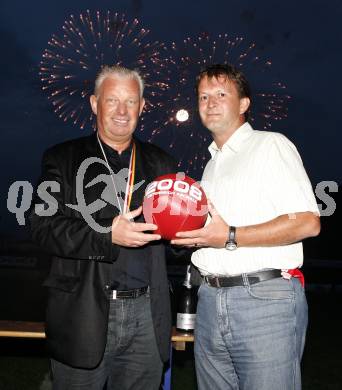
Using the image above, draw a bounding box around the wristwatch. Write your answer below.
[225,226,237,251]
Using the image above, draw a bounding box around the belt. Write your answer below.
[110,286,148,299]
[203,269,281,288]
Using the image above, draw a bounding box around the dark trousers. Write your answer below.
[51,292,163,390]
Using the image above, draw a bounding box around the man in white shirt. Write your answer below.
[171,64,320,390]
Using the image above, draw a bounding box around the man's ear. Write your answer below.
[239,97,250,115]
[139,98,145,116]
[90,95,98,115]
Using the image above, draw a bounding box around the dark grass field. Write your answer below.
[0,264,341,389]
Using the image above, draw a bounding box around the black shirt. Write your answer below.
[101,140,149,290]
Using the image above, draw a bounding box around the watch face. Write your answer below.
[225,241,237,251]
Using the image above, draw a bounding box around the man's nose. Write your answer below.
[116,101,128,115]
[208,96,217,108]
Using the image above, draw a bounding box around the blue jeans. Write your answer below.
[194,277,308,390]
[51,291,163,390]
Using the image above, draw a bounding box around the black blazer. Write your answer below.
[29,133,177,368]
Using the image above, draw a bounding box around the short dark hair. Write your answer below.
[196,63,251,119]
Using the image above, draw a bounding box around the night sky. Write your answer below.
[1,0,341,238]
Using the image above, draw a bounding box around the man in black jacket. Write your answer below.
[30,65,176,389]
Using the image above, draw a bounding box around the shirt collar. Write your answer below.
[101,138,133,158]
[208,122,254,157]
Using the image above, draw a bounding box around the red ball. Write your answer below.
[143,173,208,240]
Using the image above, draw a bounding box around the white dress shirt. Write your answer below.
[192,122,319,276]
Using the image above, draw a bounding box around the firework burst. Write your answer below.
[145,33,290,177]
[39,22,290,178]
[39,10,167,130]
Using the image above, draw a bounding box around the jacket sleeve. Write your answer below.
[29,149,119,262]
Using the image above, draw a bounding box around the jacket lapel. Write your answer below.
[81,133,121,218]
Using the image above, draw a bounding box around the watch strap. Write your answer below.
[229,226,236,243]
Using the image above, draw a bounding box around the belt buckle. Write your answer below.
[214,277,221,288]
[205,276,221,288]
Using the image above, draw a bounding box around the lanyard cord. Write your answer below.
[96,133,136,215]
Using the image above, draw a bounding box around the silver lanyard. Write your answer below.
[96,132,134,215]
